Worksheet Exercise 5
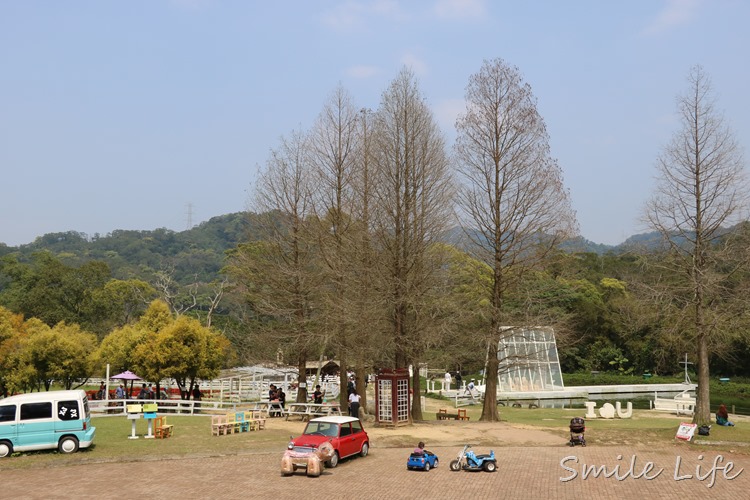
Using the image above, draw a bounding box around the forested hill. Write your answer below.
[1,212,656,285]
[0,212,258,284]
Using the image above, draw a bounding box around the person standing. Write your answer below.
[313,385,323,404]
[455,372,463,391]
[138,384,149,399]
[348,389,361,418]
[278,387,286,410]
[115,384,126,399]
[444,371,452,391]
[98,382,106,400]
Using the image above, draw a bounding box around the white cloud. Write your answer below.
[400,52,429,76]
[321,0,406,32]
[345,65,380,79]
[433,0,486,20]
[642,0,702,36]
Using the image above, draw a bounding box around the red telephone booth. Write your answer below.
[375,368,411,426]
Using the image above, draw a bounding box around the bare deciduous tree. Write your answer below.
[455,58,577,421]
[371,67,454,420]
[644,65,748,425]
[308,85,367,410]
[230,128,321,403]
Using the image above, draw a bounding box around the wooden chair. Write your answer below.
[211,415,227,436]
[236,411,250,432]
[225,412,237,434]
[243,411,259,431]
[457,409,470,421]
[252,410,266,430]
[155,416,174,438]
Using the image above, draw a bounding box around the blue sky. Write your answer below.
[1,0,748,247]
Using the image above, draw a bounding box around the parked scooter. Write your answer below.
[449,444,497,472]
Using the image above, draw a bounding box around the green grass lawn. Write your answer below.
[4,406,750,470]
[2,414,290,470]
[496,407,750,451]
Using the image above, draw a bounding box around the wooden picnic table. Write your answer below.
[285,403,342,421]
[243,401,284,418]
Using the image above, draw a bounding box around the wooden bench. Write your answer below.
[211,411,265,436]
[436,408,459,420]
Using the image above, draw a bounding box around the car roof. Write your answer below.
[0,389,87,404]
[308,415,361,424]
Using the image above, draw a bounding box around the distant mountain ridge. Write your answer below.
[1,212,672,284]
[0,212,256,283]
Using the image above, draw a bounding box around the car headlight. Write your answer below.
[287,441,294,450]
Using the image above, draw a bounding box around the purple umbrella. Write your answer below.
[111,370,142,398]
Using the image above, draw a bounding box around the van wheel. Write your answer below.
[59,436,79,454]
[0,440,13,458]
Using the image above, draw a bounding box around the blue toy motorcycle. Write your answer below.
[449,444,497,472]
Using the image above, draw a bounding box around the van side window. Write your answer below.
[0,405,16,423]
[20,402,52,420]
[58,400,80,420]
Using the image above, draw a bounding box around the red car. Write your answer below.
[287,416,369,468]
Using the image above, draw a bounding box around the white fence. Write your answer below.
[88,398,258,416]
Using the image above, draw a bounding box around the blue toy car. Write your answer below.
[407,450,439,471]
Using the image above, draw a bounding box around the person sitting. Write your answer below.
[465,379,476,399]
[413,441,426,455]
[716,404,735,426]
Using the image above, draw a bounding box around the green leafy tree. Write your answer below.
[140,315,230,399]
[18,321,97,391]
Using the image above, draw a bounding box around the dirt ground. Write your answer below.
[273,416,562,448]
[275,396,564,449]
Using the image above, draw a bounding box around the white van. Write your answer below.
[0,389,96,457]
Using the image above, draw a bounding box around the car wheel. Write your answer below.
[483,461,497,472]
[449,460,461,471]
[433,458,439,468]
[326,451,339,468]
[424,462,431,472]
[0,441,13,458]
[360,442,369,457]
[58,436,79,454]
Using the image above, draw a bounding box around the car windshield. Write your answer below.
[303,421,339,437]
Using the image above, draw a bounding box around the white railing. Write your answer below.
[89,398,260,416]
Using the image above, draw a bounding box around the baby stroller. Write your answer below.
[568,417,586,446]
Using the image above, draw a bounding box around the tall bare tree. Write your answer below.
[371,68,454,420]
[308,85,368,411]
[643,65,748,425]
[228,128,320,402]
[455,58,577,421]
